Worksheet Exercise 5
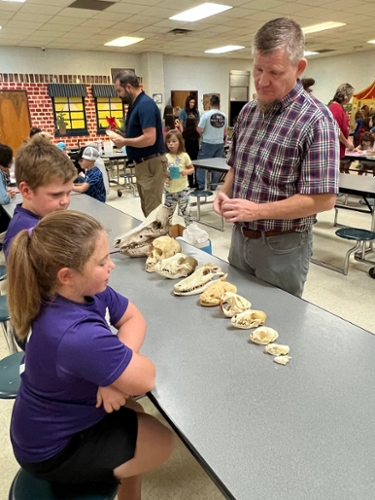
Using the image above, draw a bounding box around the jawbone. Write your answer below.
[114,205,170,257]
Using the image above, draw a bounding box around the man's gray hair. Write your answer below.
[114,70,140,89]
[253,17,305,65]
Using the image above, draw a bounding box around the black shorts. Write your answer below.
[18,407,138,487]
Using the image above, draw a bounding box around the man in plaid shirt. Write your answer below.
[214,17,339,297]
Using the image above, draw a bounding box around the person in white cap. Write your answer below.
[72,147,106,202]
[84,142,114,200]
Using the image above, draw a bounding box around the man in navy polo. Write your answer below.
[113,70,167,216]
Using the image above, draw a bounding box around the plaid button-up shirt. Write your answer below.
[228,81,339,232]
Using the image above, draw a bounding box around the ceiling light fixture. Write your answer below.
[170,3,232,22]
[304,51,319,56]
[1,0,27,3]
[302,22,346,34]
[205,45,245,54]
[367,40,375,44]
[105,36,144,47]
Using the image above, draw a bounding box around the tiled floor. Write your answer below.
[1,183,375,499]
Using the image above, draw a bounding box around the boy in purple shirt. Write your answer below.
[3,134,77,259]
[7,211,173,495]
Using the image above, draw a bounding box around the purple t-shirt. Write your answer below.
[3,205,40,259]
[11,286,132,463]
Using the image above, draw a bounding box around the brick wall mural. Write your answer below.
[0,73,116,148]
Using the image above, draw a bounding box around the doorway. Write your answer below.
[170,90,198,110]
[0,91,31,153]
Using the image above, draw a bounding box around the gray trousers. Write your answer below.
[228,225,313,298]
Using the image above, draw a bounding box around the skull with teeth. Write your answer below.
[231,310,267,329]
[114,205,170,257]
[220,292,251,318]
[145,236,182,273]
[153,253,198,279]
[174,263,225,296]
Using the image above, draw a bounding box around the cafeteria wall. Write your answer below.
[1,45,374,118]
[303,50,375,106]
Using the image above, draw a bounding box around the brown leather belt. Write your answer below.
[134,152,164,165]
[241,228,297,239]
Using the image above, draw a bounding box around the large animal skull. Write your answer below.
[200,275,237,307]
[114,205,170,257]
[153,253,198,279]
[174,263,225,296]
[145,236,181,272]
[220,292,251,318]
[231,309,267,329]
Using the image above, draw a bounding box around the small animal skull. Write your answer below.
[274,355,291,365]
[145,236,181,272]
[231,309,267,329]
[153,253,198,279]
[220,292,251,317]
[249,326,278,345]
[200,275,237,307]
[264,344,290,356]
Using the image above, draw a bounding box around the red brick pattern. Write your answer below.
[0,74,117,147]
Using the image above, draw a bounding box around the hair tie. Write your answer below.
[28,227,34,238]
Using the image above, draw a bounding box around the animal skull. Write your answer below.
[264,344,290,356]
[220,292,251,317]
[274,355,291,365]
[153,253,198,279]
[231,309,267,329]
[174,263,225,296]
[114,204,170,257]
[249,326,278,345]
[145,236,181,272]
[200,275,237,306]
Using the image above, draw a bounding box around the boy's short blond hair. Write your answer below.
[15,134,77,190]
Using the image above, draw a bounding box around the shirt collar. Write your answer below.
[128,90,144,111]
[279,79,304,111]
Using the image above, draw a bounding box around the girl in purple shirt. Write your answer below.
[7,210,173,498]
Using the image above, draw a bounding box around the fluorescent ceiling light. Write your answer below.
[302,22,346,34]
[368,39,375,44]
[105,36,144,47]
[304,51,319,56]
[170,3,232,22]
[205,45,245,54]
[1,0,27,3]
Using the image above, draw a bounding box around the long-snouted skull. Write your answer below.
[153,253,198,279]
[231,309,267,329]
[174,263,225,296]
[114,204,170,257]
[200,275,237,307]
[145,236,182,272]
[220,292,251,317]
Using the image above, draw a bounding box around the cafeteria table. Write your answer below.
[4,193,375,500]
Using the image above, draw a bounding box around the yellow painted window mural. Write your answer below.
[54,97,87,133]
[96,97,124,131]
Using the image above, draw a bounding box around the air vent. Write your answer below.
[68,0,115,11]
[168,28,193,36]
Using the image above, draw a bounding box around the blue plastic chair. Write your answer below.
[0,295,18,354]
[0,351,23,399]
[335,227,375,275]
[9,469,118,500]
